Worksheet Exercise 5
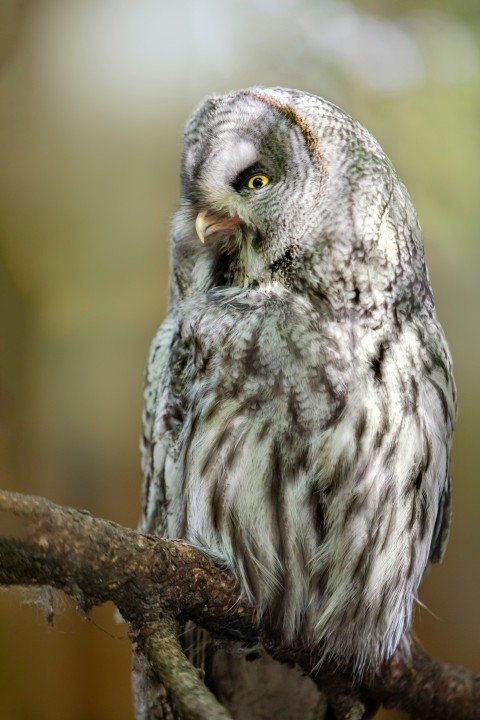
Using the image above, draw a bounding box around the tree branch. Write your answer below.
[0,489,479,719]
[141,617,233,720]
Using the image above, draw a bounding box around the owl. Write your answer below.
[140,88,456,685]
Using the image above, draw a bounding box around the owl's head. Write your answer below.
[171,87,430,319]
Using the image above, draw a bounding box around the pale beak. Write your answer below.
[195,211,243,243]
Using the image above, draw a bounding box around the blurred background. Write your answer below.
[0,0,478,718]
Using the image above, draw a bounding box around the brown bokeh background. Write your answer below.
[0,1,478,718]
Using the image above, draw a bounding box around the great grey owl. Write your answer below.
[139,87,456,707]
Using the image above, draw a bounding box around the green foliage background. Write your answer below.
[0,1,478,718]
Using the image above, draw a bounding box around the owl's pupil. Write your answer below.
[252,177,264,188]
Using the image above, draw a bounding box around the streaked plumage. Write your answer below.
[140,87,456,689]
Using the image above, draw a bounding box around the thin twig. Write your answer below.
[140,617,233,720]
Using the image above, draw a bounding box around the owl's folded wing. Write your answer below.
[139,314,179,536]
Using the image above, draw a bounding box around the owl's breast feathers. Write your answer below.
[142,283,455,670]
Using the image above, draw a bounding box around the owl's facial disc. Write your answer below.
[195,211,243,243]
[193,164,276,248]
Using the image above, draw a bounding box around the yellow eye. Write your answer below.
[247,174,270,190]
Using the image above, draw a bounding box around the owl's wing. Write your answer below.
[429,473,452,564]
[139,313,216,681]
[421,321,456,566]
[139,314,178,536]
